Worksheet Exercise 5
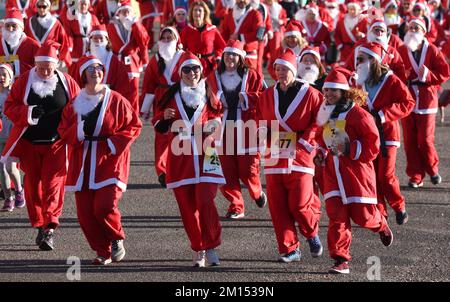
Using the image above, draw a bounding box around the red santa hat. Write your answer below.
[274,48,298,76]
[77,55,103,77]
[223,39,246,58]
[4,9,24,29]
[408,17,427,32]
[35,0,51,7]
[369,18,387,32]
[89,24,109,38]
[174,5,188,15]
[325,0,339,7]
[115,0,133,15]
[323,68,350,90]
[284,22,302,39]
[177,51,203,76]
[381,0,398,11]
[160,26,180,41]
[300,46,321,63]
[35,41,61,64]
[413,0,427,11]
[346,0,361,9]
[306,3,320,16]
[0,63,14,80]
[358,41,385,63]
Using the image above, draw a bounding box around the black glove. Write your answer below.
[31,105,45,119]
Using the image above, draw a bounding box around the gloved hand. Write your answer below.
[31,105,45,119]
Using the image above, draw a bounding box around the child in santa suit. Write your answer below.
[207,39,267,219]
[258,49,323,263]
[58,56,142,265]
[314,68,394,274]
[152,52,225,267]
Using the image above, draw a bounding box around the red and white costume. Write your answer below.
[254,2,273,75]
[137,0,164,48]
[94,0,120,25]
[299,9,331,60]
[214,0,234,23]
[263,1,287,67]
[6,0,37,19]
[382,0,403,35]
[162,0,195,24]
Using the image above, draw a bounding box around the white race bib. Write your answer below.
[203,147,223,176]
[270,131,296,159]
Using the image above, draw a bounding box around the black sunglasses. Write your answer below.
[181,65,201,74]
[87,65,104,74]
[37,5,48,9]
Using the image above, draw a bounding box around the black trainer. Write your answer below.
[430,174,442,185]
[158,173,167,188]
[255,191,267,208]
[35,227,44,246]
[395,211,409,225]
[39,229,54,251]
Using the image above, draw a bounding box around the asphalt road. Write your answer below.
[0,79,449,283]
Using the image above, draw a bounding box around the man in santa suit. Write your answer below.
[398,1,439,42]
[24,0,72,67]
[58,56,142,265]
[137,0,164,48]
[249,0,273,75]
[258,49,323,263]
[163,0,195,25]
[215,0,236,24]
[299,4,331,61]
[63,0,101,64]
[398,0,414,19]
[324,0,344,32]
[94,0,119,25]
[6,0,38,20]
[344,19,407,82]
[382,0,404,35]
[140,26,184,187]
[0,9,41,77]
[0,42,80,251]
[107,0,150,113]
[263,0,287,70]
[398,18,450,188]
[221,0,265,72]
[334,0,369,65]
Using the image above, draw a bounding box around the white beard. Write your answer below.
[224,0,236,9]
[180,79,206,109]
[31,71,58,98]
[73,89,103,116]
[316,100,336,126]
[158,40,177,62]
[77,12,91,30]
[2,28,23,49]
[356,60,370,85]
[344,15,358,29]
[233,6,246,22]
[250,0,260,9]
[384,14,399,26]
[220,70,242,91]
[37,14,54,29]
[289,45,302,56]
[270,3,282,18]
[294,9,306,22]
[298,63,319,84]
[404,31,424,52]
[327,8,340,19]
[367,31,388,48]
[119,15,134,31]
[90,42,109,65]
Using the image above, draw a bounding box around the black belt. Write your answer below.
[30,136,60,145]
[84,135,108,141]
[196,52,214,59]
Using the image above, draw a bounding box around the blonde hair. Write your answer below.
[282,35,308,50]
[188,1,212,25]
[344,88,367,107]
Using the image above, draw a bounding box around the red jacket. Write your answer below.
[0,35,40,77]
[334,15,368,62]
[64,13,101,62]
[6,0,37,19]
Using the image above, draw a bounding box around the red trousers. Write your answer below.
[266,172,321,254]
[244,54,258,74]
[402,113,439,183]
[374,146,405,216]
[173,183,221,252]
[16,139,66,229]
[256,41,265,75]
[154,130,169,176]
[219,153,262,214]
[75,148,125,258]
[129,77,140,114]
[326,197,388,262]
[264,32,283,64]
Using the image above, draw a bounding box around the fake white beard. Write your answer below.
[72,89,103,116]
[356,60,370,85]
[316,100,336,126]
[298,63,319,84]
[404,31,424,52]
[37,13,54,29]
[31,71,58,98]
[270,2,282,18]
[288,45,302,56]
[327,7,340,19]
[367,31,388,48]
[180,79,206,109]
[384,14,399,26]
[119,15,134,31]
[233,6,246,21]
[224,0,236,9]
[77,12,91,29]
[90,42,109,65]
[158,40,177,62]
[294,9,306,22]
[220,70,242,91]
[2,28,23,49]
[344,15,359,29]
[250,0,260,9]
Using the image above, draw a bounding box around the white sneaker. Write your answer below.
[111,240,126,262]
[193,250,206,267]
[206,249,220,266]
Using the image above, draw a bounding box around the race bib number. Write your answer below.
[0,55,19,64]
[271,131,296,159]
[203,147,223,176]
[323,119,348,149]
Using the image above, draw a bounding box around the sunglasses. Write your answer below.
[87,65,104,74]
[37,5,48,9]
[356,57,366,64]
[181,65,201,74]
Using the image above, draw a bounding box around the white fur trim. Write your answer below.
[300,49,321,63]
[223,47,246,58]
[89,30,108,38]
[115,5,133,15]
[284,30,301,38]
[107,138,116,155]
[353,140,362,160]
[4,18,24,28]
[79,58,103,77]
[141,93,154,114]
[359,47,382,63]
[274,58,297,76]
[298,138,315,153]
[378,110,386,124]
[77,121,85,141]
[27,105,39,125]
[370,21,387,32]
[35,56,58,63]
[420,65,429,83]
[323,82,350,90]
[239,92,249,111]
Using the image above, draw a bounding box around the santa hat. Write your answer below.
[177,51,203,76]
[408,17,427,32]
[346,0,361,9]
[284,22,302,39]
[115,0,133,15]
[4,9,24,29]
[306,4,320,16]
[35,0,51,7]
[89,24,109,38]
[174,5,187,15]
[35,41,61,64]
[413,0,427,11]
[274,48,298,76]
[325,0,339,7]
[223,39,246,58]
[77,55,103,77]
[323,68,350,90]
[369,18,387,32]
[381,0,398,11]
[300,46,321,63]
[0,63,14,80]
[160,26,180,41]
[358,42,385,63]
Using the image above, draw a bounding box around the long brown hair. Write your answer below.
[366,59,390,87]
[188,1,212,25]
[344,87,367,107]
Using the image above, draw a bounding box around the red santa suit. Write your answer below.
[137,0,164,48]
[254,2,273,75]
[398,22,450,184]
[94,0,119,25]
[58,67,142,259]
[152,53,224,253]
[221,5,264,71]
[214,0,234,23]
[264,1,287,67]
[162,0,195,24]
[207,41,264,216]
[258,50,322,255]
[334,13,368,64]
[300,19,331,61]
[6,0,37,19]
[0,45,80,231]
[180,23,226,77]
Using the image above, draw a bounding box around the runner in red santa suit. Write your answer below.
[140,26,184,187]
[382,0,403,35]
[354,42,415,225]
[215,0,236,24]
[398,1,439,42]
[249,0,273,75]
[6,0,38,20]
[313,68,394,275]
[0,9,41,77]
[207,39,266,219]
[398,18,450,188]
[163,0,196,25]
[263,0,287,71]
[152,52,225,267]
[137,0,164,48]
[58,56,142,265]
[180,1,226,78]
[220,0,265,72]
[24,0,72,67]
[258,49,323,263]
[107,0,150,113]
[95,0,119,25]
[324,0,345,32]
[0,42,80,251]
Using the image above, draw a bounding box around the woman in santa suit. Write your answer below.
[58,56,142,265]
[140,26,184,187]
[313,68,394,274]
[258,49,323,263]
[207,39,266,219]
[354,42,415,225]
[180,1,226,78]
[152,52,225,267]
